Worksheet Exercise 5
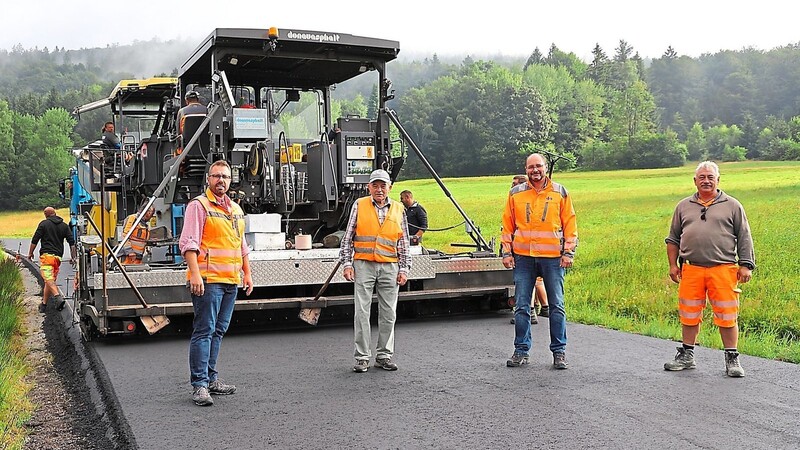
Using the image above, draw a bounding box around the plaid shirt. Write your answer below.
[339,197,410,274]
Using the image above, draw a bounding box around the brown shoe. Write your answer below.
[553,352,568,369]
[374,358,398,371]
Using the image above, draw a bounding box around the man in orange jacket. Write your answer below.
[502,153,578,369]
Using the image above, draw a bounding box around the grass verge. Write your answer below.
[0,255,34,450]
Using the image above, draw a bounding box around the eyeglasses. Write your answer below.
[700,207,707,221]
[209,174,231,180]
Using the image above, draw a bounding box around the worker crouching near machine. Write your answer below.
[121,204,155,265]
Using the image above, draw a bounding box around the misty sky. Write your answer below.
[5,0,797,60]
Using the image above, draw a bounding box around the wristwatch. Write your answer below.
[739,262,755,270]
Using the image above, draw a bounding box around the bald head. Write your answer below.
[525,153,547,185]
[43,207,56,218]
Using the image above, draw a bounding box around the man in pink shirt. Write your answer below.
[179,160,253,406]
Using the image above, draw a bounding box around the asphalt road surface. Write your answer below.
[91,314,800,450]
[6,236,799,449]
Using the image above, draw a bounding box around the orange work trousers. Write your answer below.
[677,263,740,328]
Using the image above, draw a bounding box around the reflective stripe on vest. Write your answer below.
[353,196,404,263]
[186,188,245,284]
[122,214,149,257]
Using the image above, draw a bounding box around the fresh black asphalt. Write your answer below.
[92,315,799,449]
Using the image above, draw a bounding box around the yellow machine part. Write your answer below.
[86,192,118,244]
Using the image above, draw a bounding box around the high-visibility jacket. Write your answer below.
[353,196,404,263]
[121,214,150,260]
[501,177,578,258]
[187,188,245,284]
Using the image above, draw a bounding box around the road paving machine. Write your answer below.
[65,27,513,338]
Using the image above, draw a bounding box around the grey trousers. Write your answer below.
[353,259,399,361]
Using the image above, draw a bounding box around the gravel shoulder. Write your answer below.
[19,265,132,450]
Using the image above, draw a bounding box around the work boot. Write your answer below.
[353,360,369,373]
[192,386,214,406]
[208,379,237,395]
[725,351,745,378]
[506,352,529,367]
[539,305,549,317]
[38,303,47,313]
[375,358,398,371]
[664,347,696,371]
[553,352,568,370]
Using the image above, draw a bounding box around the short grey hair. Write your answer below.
[695,161,720,178]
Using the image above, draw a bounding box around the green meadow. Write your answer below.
[394,161,800,363]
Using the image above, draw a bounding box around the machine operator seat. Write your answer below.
[179,114,210,178]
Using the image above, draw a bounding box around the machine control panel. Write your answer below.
[345,136,375,160]
[339,131,376,183]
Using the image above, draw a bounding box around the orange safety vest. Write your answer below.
[353,196,404,263]
[501,178,578,258]
[187,188,246,284]
[122,214,150,258]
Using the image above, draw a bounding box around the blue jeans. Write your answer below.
[189,283,237,388]
[513,255,567,355]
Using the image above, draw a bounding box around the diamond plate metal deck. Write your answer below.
[95,253,438,289]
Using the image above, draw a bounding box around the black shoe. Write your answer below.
[539,305,549,317]
[530,314,538,325]
[56,299,66,311]
[38,303,47,313]
[509,317,515,324]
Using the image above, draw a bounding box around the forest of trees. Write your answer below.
[2,37,800,208]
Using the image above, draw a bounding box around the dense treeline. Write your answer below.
[0,100,74,209]
[2,37,800,204]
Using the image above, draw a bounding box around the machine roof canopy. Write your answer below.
[179,28,400,88]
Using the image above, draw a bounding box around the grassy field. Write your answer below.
[393,161,800,363]
[1,162,798,363]
[0,208,70,238]
[0,257,33,450]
